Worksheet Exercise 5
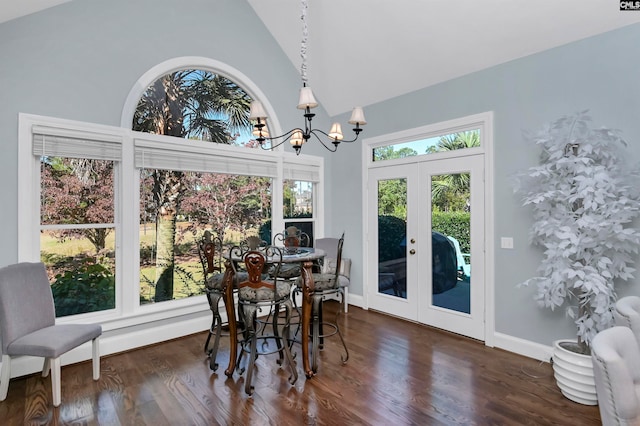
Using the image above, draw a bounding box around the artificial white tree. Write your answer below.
[514,111,640,353]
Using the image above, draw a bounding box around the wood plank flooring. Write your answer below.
[0,301,601,425]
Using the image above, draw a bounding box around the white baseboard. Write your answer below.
[346,293,365,310]
[493,332,554,363]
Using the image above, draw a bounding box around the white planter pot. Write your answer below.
[552,339,598,405]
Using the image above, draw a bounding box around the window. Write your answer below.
[133,69,256,147]
[132,68,275,304]
[372,130,480,162]
[33,126,121,317]
[19,58,323,333]
[139,168,272,303]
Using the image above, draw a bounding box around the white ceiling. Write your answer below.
[3,0,640,116]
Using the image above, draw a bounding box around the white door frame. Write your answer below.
[361,111,495,346]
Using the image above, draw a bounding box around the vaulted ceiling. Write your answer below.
[4,0,640,116]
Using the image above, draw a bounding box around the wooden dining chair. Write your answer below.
[273,225,310,252]
[295,233,349,374]
[231,244,298,395]
[197,230,246,371]
[272,226,310,280]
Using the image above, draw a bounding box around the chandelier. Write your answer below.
[248,0,367,155]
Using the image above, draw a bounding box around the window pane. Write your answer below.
[40,157,116,317]
[41,229,115,317]
[283,180,313,219]
[431,172,471,314]
[282,179,314,245]
[377,179,407,299]
[132,69,259,149]
[139,168,272,304]
[372,130,480,162]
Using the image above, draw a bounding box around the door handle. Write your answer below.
[409,249,416,255]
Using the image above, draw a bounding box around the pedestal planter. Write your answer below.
[552,339,597,405]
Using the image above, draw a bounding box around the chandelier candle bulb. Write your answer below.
[328,123,344,141]
[290,130,304,147]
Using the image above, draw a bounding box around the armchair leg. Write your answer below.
[51,357,61,407]
[92,337,101,380]
[0,354,10,401]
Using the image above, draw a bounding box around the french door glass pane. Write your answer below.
[431,172,471,314]
[377,178,407,299]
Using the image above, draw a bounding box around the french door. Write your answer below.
[367,155,485,340]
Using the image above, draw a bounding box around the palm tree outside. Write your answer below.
[133,69,253,302]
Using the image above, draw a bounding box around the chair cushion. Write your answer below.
[238,280,291,303]
[205,272,248,291]
[296,273,339,291]
[7,323,102,358]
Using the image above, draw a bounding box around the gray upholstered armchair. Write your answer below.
[614,295,640,349]
[591,326,640,426]
[0,262,102,407]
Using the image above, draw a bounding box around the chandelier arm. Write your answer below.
[257,128,304,150]
[308,130,339,152]
[309,128,362,144]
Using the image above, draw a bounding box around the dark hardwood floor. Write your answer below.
[0,301,601,425]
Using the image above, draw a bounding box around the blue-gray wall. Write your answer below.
[1,0,639,347]
[333,22,640,343]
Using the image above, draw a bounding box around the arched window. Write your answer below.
[133,69,258,148]
[20,57,322,333]
[132,68,272,304]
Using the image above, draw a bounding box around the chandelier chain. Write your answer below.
[248,0,365,155]
[300,0,309,84]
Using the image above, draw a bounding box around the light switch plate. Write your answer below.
[501,237,514,249]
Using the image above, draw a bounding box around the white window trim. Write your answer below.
[18,113,323,329]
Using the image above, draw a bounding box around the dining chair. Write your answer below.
[272,226,310,281]
[295,233,349,374]
[231,245,298,395]
[243,235,268,250]
[591,326,640,426]
[314,236,352,313]
[0,262,102,407]
[198,231,237,371]
[273,225,310,252]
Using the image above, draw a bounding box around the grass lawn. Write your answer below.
[41,223,260,304]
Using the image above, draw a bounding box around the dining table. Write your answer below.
[221,246,325,378]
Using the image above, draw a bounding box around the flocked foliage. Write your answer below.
[513,111,640,349]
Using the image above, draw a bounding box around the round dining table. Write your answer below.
[221,246,325,378]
